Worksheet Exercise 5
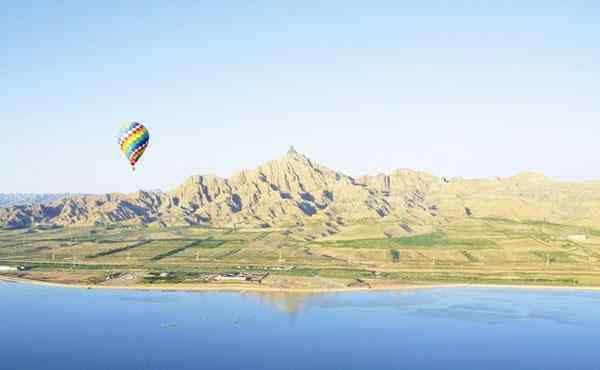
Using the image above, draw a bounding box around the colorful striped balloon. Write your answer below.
[117,122,150,171]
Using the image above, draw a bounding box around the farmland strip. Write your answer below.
[85,240,152,259]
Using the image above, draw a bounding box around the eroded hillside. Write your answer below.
[2,148,600,230]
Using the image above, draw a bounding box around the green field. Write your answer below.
[2,218,600,288]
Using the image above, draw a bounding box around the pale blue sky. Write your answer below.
[2,1,599,193]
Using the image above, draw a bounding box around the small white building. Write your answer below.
[567,234,587,242]
[214,272,248,282]
[0,265,18,272]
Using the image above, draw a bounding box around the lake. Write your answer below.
[1,282,599,370]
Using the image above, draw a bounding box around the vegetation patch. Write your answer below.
[214,248,242,260]
[0,260,136,270]
[521,219,568,227]
[316,232,496,249]
[270,268,320,277]
[531,251,573,263]
[460,250,478,262]
[378,271,579,285]
[478,217,520,224]
[200,240,229,249]
[151,240,209,261]
[390,249,400,262]
[585,228,600,237]
[317,268,374,279]
[85,240,152,259]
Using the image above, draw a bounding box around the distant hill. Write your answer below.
[0,193,74,207]
[3,147,600,230]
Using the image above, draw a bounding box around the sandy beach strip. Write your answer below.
[2,275,600,293]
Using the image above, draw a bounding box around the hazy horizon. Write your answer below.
[1,146,597,196]
[3,1,599,193]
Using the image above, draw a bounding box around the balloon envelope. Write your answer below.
[117,122,150,170]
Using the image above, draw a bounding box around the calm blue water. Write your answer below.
[1,283,599,370]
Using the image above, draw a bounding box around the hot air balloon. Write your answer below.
[117,122,150,171]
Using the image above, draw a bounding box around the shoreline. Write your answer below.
[2,275,600,293]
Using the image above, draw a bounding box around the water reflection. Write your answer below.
[243,291,324,316]
[239,287,593,327]
[1,281,595,326]
[2,282,600,370]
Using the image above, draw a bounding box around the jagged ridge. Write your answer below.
[2,148,600,229]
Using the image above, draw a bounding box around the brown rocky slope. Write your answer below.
[2,147,600,229]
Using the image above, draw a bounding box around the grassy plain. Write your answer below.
[2,217,600,289]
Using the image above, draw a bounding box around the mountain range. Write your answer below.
[0,193,74,208]
[2,147,600,231]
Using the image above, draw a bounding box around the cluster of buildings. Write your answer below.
[0,265,32,273]
[213,272,270,283]
[143,270,270,284]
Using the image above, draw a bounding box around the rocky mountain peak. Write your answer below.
[278,146,314,166]
[2,151,599,230]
